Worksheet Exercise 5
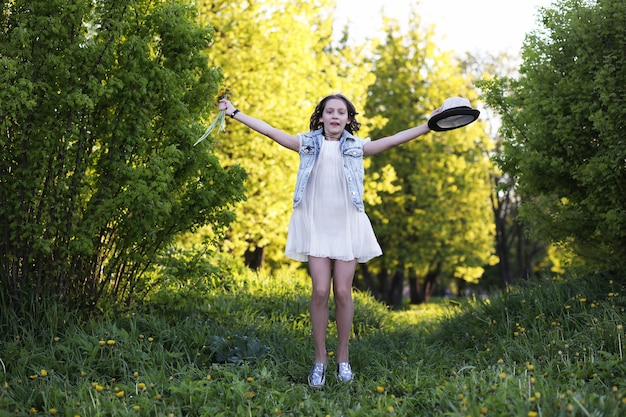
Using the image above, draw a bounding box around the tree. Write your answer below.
[0,0,246,311]
[480,0,626,268]
[362,14,495,306]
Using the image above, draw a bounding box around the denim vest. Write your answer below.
[292,128,367,212]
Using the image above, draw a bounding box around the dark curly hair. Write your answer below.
[309,93,361,134]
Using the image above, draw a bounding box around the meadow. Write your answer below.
[1,258,625,416]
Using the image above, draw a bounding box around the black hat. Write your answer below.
[428,97,480,132]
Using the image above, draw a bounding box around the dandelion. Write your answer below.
[567,403,574,412]
[148,337,154,343]
[527,364,534,371]
[133,405,140,411]
[80,371,87,377]
[53,337,60,342]
[497,359,504,364]
[29,407,37,414]
[116,390,125,398]
[328,351,335,357]
[245,391,255,398]
[499,372,507,380]
[528,412,537,417]
[137,382,146,390]
[155,394,162,401]
[40,369,48,377]
[99,340,105,346]
[386,406,394,413]
[565,305,571,310]
[50,408,57,415]
[377,386,385,393]
[106,340,115,346]
[206,375,212,381]
[480,407,488,415]
[133,371,139,378]
[247,377,254,382]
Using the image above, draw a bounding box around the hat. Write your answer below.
[428,97,480,132]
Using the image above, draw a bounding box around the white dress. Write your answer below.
[285,139,382,263]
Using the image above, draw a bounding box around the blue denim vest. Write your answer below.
[292,128,367,212]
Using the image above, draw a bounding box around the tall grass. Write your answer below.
[1,262,624,416]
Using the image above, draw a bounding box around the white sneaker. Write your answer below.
[308,362,326,389]
[337,362,353,382]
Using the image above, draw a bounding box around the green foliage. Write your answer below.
[365,14,495,284]
[479,0,626,266]
[1,260,624,416]
[0,0,246,310]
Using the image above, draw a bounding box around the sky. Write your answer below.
[334,0,556,55]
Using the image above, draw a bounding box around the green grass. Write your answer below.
[1,266,625,416]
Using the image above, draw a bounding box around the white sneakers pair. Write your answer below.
[308,362,353,389]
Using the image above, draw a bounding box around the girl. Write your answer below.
[219,94,441,388]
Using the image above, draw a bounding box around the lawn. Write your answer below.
[1,262,624,416]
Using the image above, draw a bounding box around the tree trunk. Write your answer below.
[423,262,442,304]
[244,246,265,270]
[389,268,404,309]
[408,267,423,304]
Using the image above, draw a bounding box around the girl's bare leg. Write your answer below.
[332,258,357,363]
[308,256,332,364]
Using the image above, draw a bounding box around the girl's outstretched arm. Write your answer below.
[219,99,300,151]
[363,107,442,156]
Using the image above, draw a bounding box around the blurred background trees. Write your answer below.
[3,0,622,312]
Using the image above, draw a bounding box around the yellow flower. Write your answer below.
[148,337,154,342]
[528,412,537,417]
[244,391,255,398]
[376,386,385,393]
[527,364,534,371]
[499,372,507,380]
[40,369,48,377]
[99,340,105,346]
[386,406,394,413]
[246,377,254,382]
[565,305,571,310]
[497,358,504,364]
[116,390,125,398]
[53,337,60,342]
[155,394,162,400]
[50,408,57,415]
[133,405,140,411]
[480,407,488,415]
[328,351,334,357]
[29,407,37,414]
[80,371,87,377]
[137,382,146,390]
[206,375,211,381]
[133,371,139,378]
[106,339,115,346]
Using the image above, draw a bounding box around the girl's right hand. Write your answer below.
[219,98,236,116]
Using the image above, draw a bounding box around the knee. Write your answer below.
[311,287,330,305]
[333,288,353,306]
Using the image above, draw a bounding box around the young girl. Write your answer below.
[219,94,441,388]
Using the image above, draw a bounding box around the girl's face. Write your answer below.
[319,98,349,139]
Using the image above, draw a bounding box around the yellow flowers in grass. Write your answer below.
[116,390,125,398]
[40,369,48,377]
[246,377,254,382]
[376,386,385,394]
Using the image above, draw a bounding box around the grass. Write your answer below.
[0,264,625,416]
